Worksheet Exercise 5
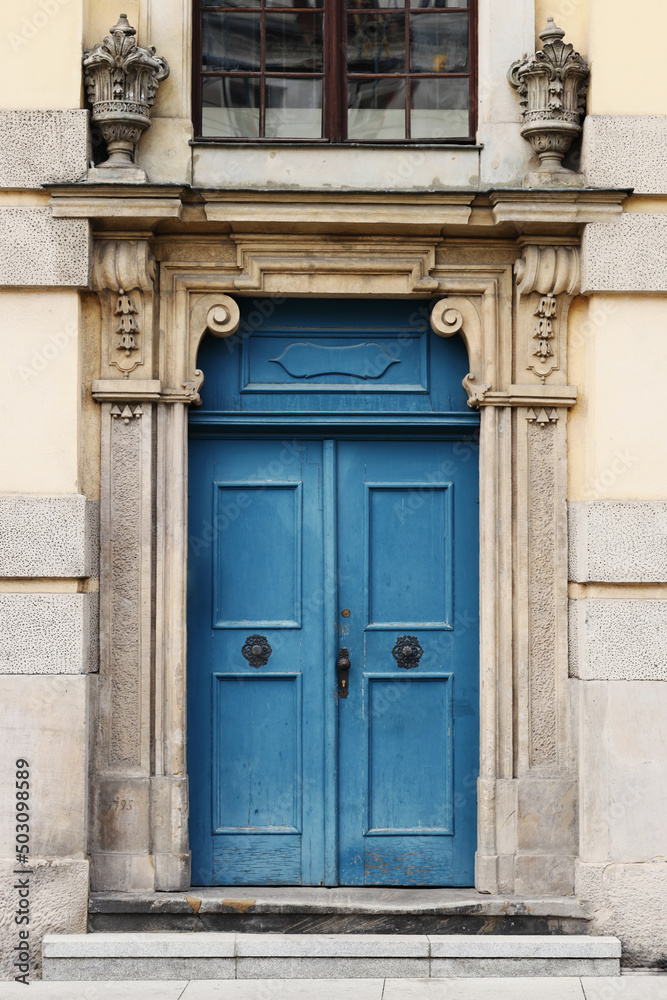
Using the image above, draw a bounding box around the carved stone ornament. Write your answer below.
[392,636,423,670]
[508,18,589,174]
[515,244,580,383]
[83,14,169,172]
[93,239,155,375]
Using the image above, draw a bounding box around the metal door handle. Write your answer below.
[337,647,351,698]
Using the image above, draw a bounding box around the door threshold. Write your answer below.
[89,887,590,935]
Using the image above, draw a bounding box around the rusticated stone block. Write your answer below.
[570,599,667,681]
[569,501,667,583]
[0,209,90,287]
[0,110,88,188]
[582,214,667,292]
[0,495,98,578]
[582,115,667,194]
[0,593,98,674]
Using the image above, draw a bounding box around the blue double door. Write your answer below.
[188,436,479,886]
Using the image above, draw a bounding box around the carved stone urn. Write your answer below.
[83,14,169,175]
[508,17,589,177]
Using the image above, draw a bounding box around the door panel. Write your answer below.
[337,440,478,886]
[188,439,326,885]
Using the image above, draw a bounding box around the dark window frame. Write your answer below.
[192,0,478,144]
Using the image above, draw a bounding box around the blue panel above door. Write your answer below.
[195,299,471,413]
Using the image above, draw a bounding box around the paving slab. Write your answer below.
[43,932,236,957]
[583,978,667,999]
[383,978,587,999]
[180,978,385,999]
[0,984,188,999]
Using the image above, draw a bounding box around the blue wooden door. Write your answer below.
[188,438,328,885]
[336,439,479,885]
[188,434,478,886]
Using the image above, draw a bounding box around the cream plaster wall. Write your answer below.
[534,0,589,52]
[587,0,667,114]
[0,1,84,110]
[568,295,667,501]
[1,290,80,494]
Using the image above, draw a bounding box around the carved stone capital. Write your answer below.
[93,239,155,377]
[515,244,580,385]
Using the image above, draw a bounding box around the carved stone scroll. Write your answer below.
[183,293,241,404]
[93,239,155,376]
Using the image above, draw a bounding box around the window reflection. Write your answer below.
[199,0,473,140]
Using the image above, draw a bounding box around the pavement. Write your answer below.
[0,978,666,999]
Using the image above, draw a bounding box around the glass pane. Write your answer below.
[265,12,323,72]
[347,0,405,6]
[201,1,260,7]
[267,0,323,6]
[410,77,469,138]
[202,12,261,72]
[266,78,323,138]
[201,76,260,137]
[409,0,467,6]
[410,11,468,72]
[348,78,406,140]
[347,13,406,74]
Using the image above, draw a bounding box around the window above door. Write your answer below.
[193,0,477,143]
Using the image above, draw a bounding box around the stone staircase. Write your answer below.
[42,933,621,981]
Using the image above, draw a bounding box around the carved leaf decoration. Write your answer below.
[269,342,400,380]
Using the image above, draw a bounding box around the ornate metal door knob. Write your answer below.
[242,635,272,668]
[392,635,423,670]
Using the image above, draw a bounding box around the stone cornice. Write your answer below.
[46,184,629,237]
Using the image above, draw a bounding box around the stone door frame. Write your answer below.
[89,232,580,895]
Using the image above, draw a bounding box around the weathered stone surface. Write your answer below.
[0,858,88,981]
[570,600,667,681]
[582,115,667,194]
[578,681,667,863]
[236,958,430,980]
[430,959,618,978]
[0,593,98,674]
[514,855,575,896]
[0,210,91,288]
[0,676,87,858]
[427,937,619,958]
[0,495,99,579]
[582,214,667,293]
[44,958,235,981]
[235,935,429,958]
[516,779,577,854]
[576,860,667,969]
[44,932,235,958]
[569,501,667,583]
[0,111,88,188]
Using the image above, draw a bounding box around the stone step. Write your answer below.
[88,887,591,935]
[42,933,621,981]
